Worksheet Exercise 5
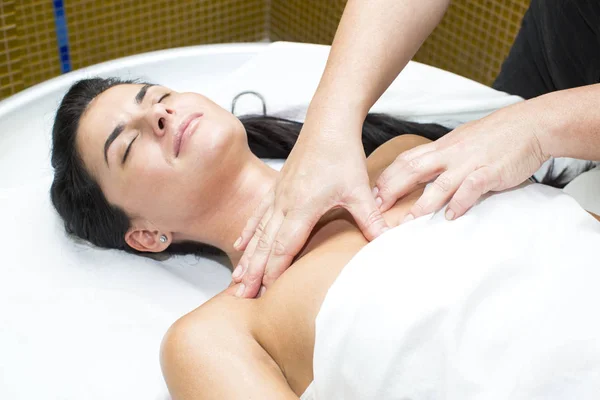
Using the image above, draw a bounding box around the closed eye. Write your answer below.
[122,133,139,165]
[120,92,169,165]
[158,93,171,103]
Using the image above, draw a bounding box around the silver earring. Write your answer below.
[159,235,167,243]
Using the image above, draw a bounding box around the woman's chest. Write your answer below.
[256,189,424,395]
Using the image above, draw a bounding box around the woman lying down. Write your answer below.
[51,78,600,399]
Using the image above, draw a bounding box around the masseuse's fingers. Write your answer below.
[234,192,273,251]
[261,212,317,287]
[260,185,388,288]
[375,149,444,212]
[390,101,550,222]
[232,201,274,285]
[233,217,260,282]
[345,185,389,240]
[234,205,277,296]
[445,166,501,220]
[404,169,467,221]
[239,208,286,298]
[232,221,261,284]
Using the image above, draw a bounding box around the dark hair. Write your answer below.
[50,77,450,256]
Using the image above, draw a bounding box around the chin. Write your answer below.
[183,134,241,180]
[198,119,245,154]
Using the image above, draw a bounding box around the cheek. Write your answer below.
[133,148,171,182]
[126,154,207,222]
[123,158,176,211]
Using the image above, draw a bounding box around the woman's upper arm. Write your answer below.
[160,304,299,400]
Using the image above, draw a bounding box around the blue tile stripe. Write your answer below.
[52,0,72,73]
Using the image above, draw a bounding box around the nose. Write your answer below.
[148,103,174,138]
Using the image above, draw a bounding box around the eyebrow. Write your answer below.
[104,123,125,165]
[135,83,155,105]
[103,84,155,166]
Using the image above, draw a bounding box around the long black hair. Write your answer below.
[50,77,450,256]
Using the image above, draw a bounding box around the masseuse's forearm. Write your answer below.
[307,0,451,128]
[536,83,600,160]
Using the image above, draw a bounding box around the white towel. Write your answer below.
[310,183,600,399]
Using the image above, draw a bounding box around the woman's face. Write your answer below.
[77,84,247,247]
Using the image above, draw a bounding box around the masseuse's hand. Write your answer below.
[375,101,550,222]
[232,116,389,298]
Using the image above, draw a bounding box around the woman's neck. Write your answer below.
[175,156,278,265]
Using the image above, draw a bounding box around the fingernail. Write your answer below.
[375,196,383,208]
[372,186,379,198]
[233,236,242,249]
[235,283,246,297]
[232,264,243,280]
[445,208,455,221]
[402,214,414,224]
[258,285,266,298]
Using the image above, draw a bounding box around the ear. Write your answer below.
[125,228,169,253]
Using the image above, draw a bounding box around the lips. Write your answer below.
[174,112,203,157]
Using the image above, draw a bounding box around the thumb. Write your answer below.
[345,187,389,241]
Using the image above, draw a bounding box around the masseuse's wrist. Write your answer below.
[530,85,600,160]
[304,95,368,141]
[529,91,569,159]
[500,92,565,162]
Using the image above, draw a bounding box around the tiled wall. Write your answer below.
[0,0,530,100]
[65,0,266,70]
[270,0,346,45]
[0,0,267,99]
[414,1,530,85]
[0,1,23,96]
[271,0,531,86]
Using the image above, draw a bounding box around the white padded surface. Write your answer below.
[0,42,593,399]
[213,42,524,127]
[564,166,600,215]
[0,44,260,400]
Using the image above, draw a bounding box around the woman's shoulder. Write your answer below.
[164,288,255,337]
[365,134,431,183]
[160,293,297,398]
